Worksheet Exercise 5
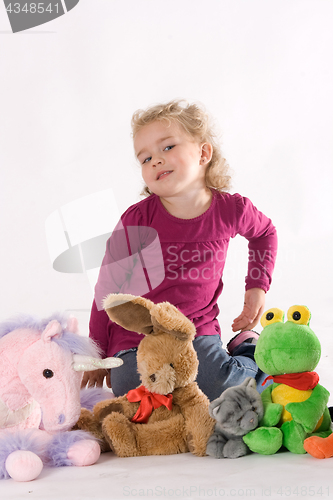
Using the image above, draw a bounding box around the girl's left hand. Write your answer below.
[231,288,266,332]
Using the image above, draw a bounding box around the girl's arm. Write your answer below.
[82,206,146,388]
[232,195,278,331]
[88,299,110,356]
[81,301,111,388]
[237,196,278,294]
[232,287,265,332]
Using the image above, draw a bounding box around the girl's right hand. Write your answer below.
[80,368,111,389]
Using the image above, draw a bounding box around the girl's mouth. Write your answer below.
[157,170,173,180]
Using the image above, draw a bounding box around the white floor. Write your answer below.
[1,449,332,500]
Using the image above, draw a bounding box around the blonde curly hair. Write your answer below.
[131,99,231,197]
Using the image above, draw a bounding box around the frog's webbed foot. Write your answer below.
[304,432,333,458]
[243,427,283,455]
[280,420,307,454]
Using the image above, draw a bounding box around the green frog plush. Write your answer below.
[243,305,332,455]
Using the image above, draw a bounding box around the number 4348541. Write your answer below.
[6,3,60,14]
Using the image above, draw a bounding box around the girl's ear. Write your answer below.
[201,142,213,165]
[103,294,155,335]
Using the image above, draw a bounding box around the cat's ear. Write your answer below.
[241,377,257,390]
[208,393,224,417]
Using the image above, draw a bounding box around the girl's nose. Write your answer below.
[152,156,164,167]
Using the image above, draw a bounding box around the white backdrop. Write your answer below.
[0,0,332,346]
[1,2,333,496]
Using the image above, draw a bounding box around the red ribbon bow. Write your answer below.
[262,371,319,391]
[126,386,173,423]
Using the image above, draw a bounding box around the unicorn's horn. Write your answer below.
[72,355,123,372]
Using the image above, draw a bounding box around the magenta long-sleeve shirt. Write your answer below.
[89,191,277,357]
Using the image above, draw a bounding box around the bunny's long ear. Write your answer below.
[103,294,196,341]
[103,293,155,335]
[150,302,196,341]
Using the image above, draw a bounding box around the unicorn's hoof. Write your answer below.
[5,450,43,482]
[67,439,101,466]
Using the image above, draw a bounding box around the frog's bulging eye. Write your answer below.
[287,305,311,325]
[260,308,284,328]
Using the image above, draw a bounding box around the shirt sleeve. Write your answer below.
[234,194,278,292]
[89,299,110,357]
[89,203,145,355]
[93,204,144,311]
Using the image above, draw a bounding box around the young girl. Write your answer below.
[81,100,277,401]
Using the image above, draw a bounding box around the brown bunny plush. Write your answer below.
[77,293,215,457]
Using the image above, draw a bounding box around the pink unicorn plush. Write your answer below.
[0,313,122,481]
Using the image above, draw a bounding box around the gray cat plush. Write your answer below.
[206,377,264,459]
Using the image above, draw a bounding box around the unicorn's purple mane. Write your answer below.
[0,312,100,358]
[0,314,44,340]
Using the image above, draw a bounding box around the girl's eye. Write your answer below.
[164,145,174,151]
[142,157,152,164]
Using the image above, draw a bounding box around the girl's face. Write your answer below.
[134,120,211,199]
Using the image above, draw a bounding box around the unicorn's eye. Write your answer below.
[43,369,54,379]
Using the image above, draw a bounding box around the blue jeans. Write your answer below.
[111,334,270,401]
